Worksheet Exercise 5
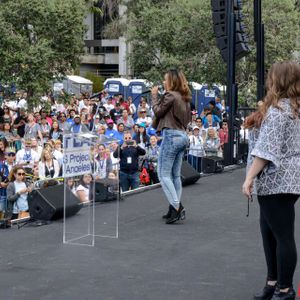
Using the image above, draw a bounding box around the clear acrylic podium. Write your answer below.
[63,133,120,246]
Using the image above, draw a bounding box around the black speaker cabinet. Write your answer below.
[28,184,82,221]
[181,160,200,186]
[202,156,224,174]
[95,179,118,202]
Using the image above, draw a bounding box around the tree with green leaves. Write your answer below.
[0,0,88,107]
[119,0,300,105]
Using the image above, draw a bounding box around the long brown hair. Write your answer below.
[165,69,191,102]
[262,61,300,118]
[8,165,25,182]
[244,110,264,129]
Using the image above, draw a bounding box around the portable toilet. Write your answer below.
[63,75,93,97]
[190,82,202,112]
[197,84,221,114]
[128,79,152,108]
[103,78,130,99]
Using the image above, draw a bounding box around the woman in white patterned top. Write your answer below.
[243,61,300,300]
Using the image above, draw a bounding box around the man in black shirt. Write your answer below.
[13,108,27,137]
[113,132,145,192]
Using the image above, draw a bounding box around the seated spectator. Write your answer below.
[117,109,134,132]
[113,132,146,192]
[133,123,150,149]
[6,166,32,220]
[49,120,63,142]
[4,147,16,173]
[104,96,114,113]
[110,102,123,123]
[97,125,106,136]
[0,159,9,220]
[135,110,152,128]
[53,140,63,168]
[15,139,39,169]
[188,110,198,130]
[127,96,136,116]
[208,100,222,119]
[30,137,42,159]
[194,117,206,139]
[66,178,76,195]
[203,113,220,131]
[219,120,229,150]
[144,135,160,184]
[95,144,113,179]
[1,122,20,146]
[57,112,70,132]
[24,113,44,143]
[188,126,206,172]
[3,106,13,124]
[116,123,125,144]
[137,97,151,116]
[69,115,89,133]
[40,117,51,143]
[38,149,60,179]
[203,127,221,157]
[13,108,27,138]
[109,142,120,170]
[76,174,93,203]
[104,119,119,141]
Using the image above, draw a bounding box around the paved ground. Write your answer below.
[0,168,299,300]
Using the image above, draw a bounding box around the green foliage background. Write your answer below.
[0,0,88,107]
[122,0,300,106]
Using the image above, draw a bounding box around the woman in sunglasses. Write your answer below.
[6,166,32,220]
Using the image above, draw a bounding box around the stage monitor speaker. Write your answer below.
[95,180,118,202]
[202,156,224,174]
[181,160,200,186]
[28,184,82,221]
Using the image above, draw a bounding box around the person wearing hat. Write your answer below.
[133,123,150,149]
[69,115,89,134]
[188,126,205,173]
[136,110,152,128]
[104,119,119,141]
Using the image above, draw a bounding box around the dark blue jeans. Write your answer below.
[157,129,189,209]
[120,171,140,192]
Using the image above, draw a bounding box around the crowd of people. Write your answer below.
[0,89,228,221]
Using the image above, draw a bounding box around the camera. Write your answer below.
[126,140,134,146]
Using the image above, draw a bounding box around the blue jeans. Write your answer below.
[157,129,189,209]
[120,171,140,192]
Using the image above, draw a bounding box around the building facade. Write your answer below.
[80,3,131,78]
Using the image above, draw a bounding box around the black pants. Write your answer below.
[258,193,299,289]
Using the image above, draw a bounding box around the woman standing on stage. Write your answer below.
[243,61,300,300]
[151,69,191,224]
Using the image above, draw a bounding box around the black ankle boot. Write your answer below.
[271,287,296,300]
[253,284,277,300]
[165,206,180,224]
[162,205,172,219]
[178,203,186,220]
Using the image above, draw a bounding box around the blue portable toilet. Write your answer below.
[103,78,130,99]
[197,84,221,114]
[190,82,202,112]
[128,79,152,108]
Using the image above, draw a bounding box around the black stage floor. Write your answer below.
[1,168,299,300]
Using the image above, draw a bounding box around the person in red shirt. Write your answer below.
[219,120,229,149]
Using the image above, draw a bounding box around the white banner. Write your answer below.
[63,135,92,177]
